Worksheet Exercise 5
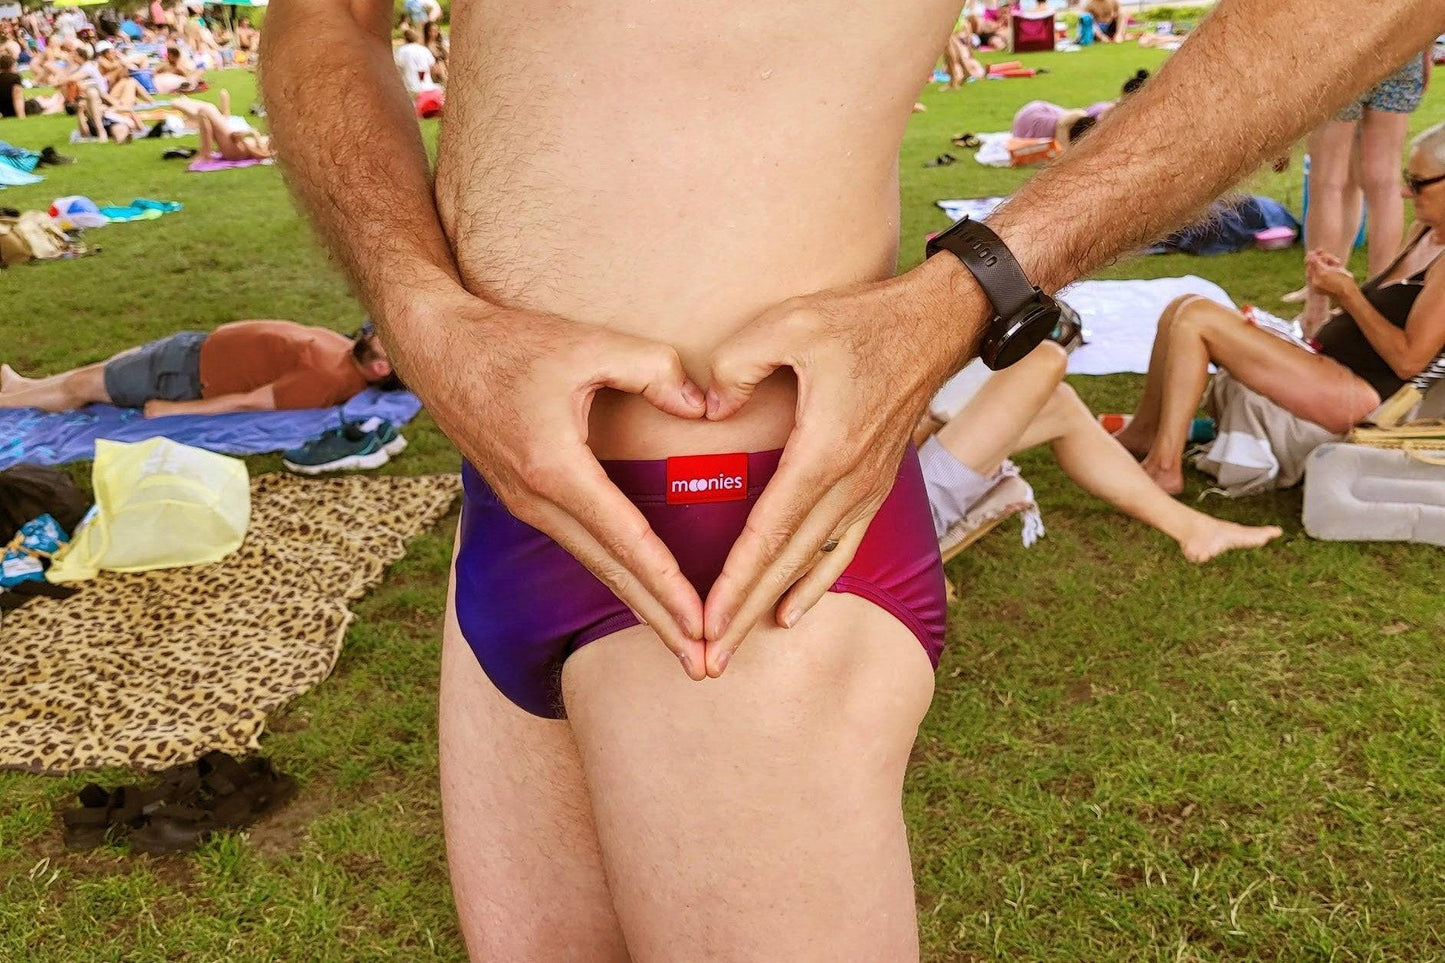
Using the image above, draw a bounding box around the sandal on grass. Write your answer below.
[130,753,297,855]
[923,153,958,168]
[61,784,119,850]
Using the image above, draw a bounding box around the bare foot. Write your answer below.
[1140,455,1184,495]
[0,364,29,393]
[1112,423,1151,459]
[1178,518,1283,563]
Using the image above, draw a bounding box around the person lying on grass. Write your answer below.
[1114,121,1445,494]
[918,341,1282,564]
[0,320,400,417]
[172,92,273,161]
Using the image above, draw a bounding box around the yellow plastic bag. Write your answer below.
[47,438,250,583]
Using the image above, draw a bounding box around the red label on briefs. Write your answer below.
[665,453,749,505]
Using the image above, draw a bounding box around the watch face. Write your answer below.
[981,300,1062,370]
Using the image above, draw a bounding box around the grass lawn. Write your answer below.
[2,42,1444,962]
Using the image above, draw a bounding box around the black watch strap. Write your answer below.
[926,217,1037,320]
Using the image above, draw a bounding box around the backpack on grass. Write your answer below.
[0,211,77,267]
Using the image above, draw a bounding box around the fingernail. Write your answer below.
[705,389,720,420]
[715,650,731,674]
[679,652,696,677]
[779,607,797,629]
[682,382,705,409]
[711,612,730,640]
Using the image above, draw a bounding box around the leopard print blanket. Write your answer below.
[0,473,460,774]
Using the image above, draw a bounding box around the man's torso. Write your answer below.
[434,0,960,458]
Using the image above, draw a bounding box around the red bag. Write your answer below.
[415,88,444,119]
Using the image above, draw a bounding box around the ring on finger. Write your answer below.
[820,537,840,553]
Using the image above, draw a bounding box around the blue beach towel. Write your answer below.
[0,388,424,470]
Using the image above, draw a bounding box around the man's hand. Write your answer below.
[1305,249,1358,301]
[391,287,713,678]
[699,256,988,675]
[142,399,176,418]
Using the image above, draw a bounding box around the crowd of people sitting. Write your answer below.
[0,1,261,140]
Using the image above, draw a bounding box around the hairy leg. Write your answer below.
[1358,108,1410,278]
[1018,382,1281,561]
[1141,297,1379,491]
[931,340,1067,475]
[562,593,934,963]
[438,552,629,963]
[1113,294,1198,457]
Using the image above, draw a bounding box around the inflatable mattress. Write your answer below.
[1302,442,1445,546]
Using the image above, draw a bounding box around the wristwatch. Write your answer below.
[926,217,1061,370]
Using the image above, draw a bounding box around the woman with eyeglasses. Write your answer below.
[1112,120,1445,495]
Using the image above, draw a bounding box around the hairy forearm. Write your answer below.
[260,0,462,321]
[988,0,1445,295]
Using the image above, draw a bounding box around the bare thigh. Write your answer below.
[562,592,935,963]
[438,544,629,962]
[1184,298,1380,430]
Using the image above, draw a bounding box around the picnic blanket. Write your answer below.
[188,153,273,173]
[0,387,423,470]
[0,472,461,773]
[1058,275,1236,375]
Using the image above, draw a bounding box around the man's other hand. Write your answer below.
[700,255,988,676]
[390,288,712,679]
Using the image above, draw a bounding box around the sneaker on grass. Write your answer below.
[355,416,407,458]
[283,421,392,475]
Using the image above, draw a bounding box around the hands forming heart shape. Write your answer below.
[405,256,985,680]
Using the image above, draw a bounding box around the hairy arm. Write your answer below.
[978,0,1445,305]
[260,0,459,327]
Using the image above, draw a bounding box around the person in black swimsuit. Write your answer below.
[1111,120,1445,495]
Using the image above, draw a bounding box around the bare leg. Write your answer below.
[174,96,223,156]
[0,362,112,411]
[1358,108,1411,279]
[1112,294,1199,457]
[438,551,630,962]
[83,87,108,141]
[1300,120,1358,332]
[563,593,933,962]
[932,341,1067,476]
[1139,298,1380,493]
[1018,384,1281,561]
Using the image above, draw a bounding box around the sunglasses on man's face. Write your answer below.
[1405,171,1445,194]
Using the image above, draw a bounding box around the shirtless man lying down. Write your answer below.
[262,1,1445,958]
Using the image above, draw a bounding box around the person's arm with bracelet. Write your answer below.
[697,0,1445,673]
[261,0,712,674]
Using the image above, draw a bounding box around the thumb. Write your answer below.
[706,324,791,421]
[595,338,706,420]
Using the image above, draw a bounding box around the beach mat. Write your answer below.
[0,387,423,470]
[187,153,272,172]
[0,472,461,774]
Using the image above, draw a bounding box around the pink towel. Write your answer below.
[187,153,272,173]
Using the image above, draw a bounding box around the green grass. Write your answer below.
[2,44,1444,961]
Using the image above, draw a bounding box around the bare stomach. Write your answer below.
[433,0,959,459]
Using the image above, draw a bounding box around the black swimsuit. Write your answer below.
[1314,229,1441,400]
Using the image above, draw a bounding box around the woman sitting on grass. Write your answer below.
[172,92,273,162]
[1114,122,1445,494]
[919,341,1282,564]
